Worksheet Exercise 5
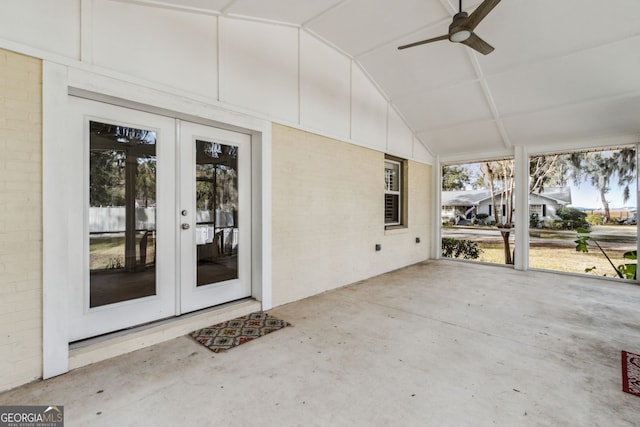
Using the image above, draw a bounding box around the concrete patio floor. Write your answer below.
[2,260,640,426]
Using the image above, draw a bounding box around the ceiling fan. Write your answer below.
[398,0,500,55]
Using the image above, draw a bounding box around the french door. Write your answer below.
[68,99,251,341]
[178,121,252,313]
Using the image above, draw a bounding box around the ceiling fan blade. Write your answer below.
[397,34,449,50]
[461,33,494,55]
[465,0,501,31]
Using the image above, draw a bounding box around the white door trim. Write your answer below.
[43,64,272,379]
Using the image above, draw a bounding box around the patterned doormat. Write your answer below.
[189,312,290,353]
[622,350,640,397]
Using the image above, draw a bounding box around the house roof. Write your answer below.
[531,186,572,205]
[441,189,491,205]
[145,0,640,159]
[442,186,571,206]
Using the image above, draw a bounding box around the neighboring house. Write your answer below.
[441,189,490,223]
[528,187,572,223]
[442,187,572,224]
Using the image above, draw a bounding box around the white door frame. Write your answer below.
[42,63,272,379]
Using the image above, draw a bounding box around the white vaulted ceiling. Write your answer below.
[136,0,640,158]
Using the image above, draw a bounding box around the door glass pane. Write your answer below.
[89,121,157,307]
[195,140,239,286]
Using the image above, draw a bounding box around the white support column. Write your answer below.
[43,61,71,379]
[513,145,529,270]
[432,156,442,260]
[636,143,640,283]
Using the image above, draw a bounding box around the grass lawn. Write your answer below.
[475,242,633,278]
[90,234,155,270]
[442,224,638,279]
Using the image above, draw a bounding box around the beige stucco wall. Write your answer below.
[271,124,431,307]
[0,48,43,391]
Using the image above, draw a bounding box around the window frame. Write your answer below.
[384,156,406,228]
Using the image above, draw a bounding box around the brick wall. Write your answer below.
[0,48,43,391]
[271,124,430,307]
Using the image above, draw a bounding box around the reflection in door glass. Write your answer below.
[195,140,239,286]
[89,121,157,307]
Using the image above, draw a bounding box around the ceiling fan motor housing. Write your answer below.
[449,11,471,42]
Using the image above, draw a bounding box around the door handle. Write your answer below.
[181,223,190,230]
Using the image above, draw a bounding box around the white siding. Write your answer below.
[91,1,218,99]
[219,18,299,123]
[387,107,414,159]
[299,31,351,139]
[351,65,387,151]
[0,0,80,59]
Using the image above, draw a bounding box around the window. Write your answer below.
[489,204,508,219]
[384,158,402,226]
[530,204,545,217]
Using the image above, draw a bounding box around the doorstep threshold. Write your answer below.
[69,299,261,370]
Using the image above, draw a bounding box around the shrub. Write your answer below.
[557,207,587,221]
[475,213,490,225]
[442,238,483,259]
[530,212,540,228]
[555,207,589,229]
[586,214,603,226]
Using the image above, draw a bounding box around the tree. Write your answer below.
[529,154,571,193]
[442,165,472,190]
[90,150,125,206]
[90,122,157,207]
[195,142,239,226]
[569,148,636,222]
[481,159,515,264]
[136,157,156,208]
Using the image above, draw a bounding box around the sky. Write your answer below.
[569,180,637,210]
